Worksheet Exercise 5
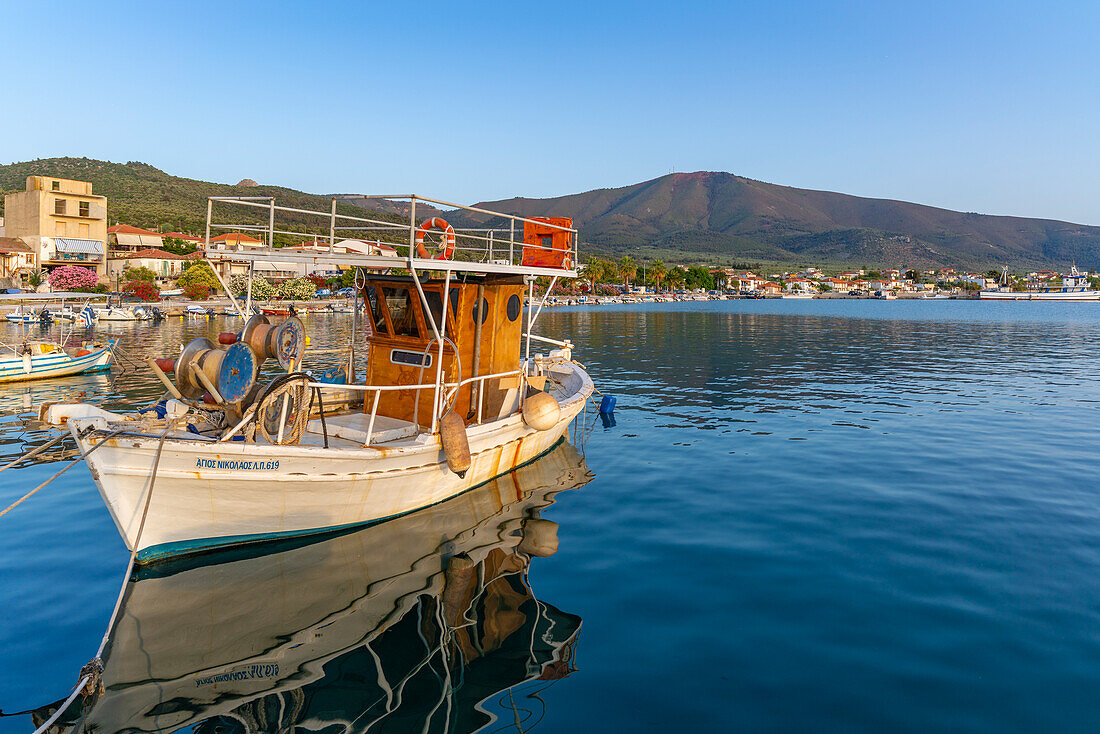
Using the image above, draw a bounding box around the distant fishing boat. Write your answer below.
[0,339,113,383]
[93,304,153,321]
[980,266,1100,301]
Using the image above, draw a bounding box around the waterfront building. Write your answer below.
[106,247,200,285]
[161,232,205,249]
[0,237,37,278]
[785,277,816,294]
[107,224,164,256]
[204,232,265,278]
[2,176,107,279]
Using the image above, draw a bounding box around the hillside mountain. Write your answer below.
[2,159,1096,269]
[0,158,391,242]
[462,171,1100,269]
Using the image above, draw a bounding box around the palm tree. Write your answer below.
[648,259,667,292]
[666,266,687,291]
[618,256,637,288]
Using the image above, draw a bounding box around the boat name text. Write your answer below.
[195,458,280,471]
[196,663,280,686]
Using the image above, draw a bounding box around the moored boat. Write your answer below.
[29,442,591,733]
[0,339,113,383]
[980,266,1100,301]
[42,194,594,564]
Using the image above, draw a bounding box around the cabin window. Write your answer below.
[363,285,384,334]
[381,287,421,338]
[422,289,460,336]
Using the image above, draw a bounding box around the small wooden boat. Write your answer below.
[44,194,590,564]
[0,340,113,383]
[261,306,291,316]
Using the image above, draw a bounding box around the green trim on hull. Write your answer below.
[133,436,566,568]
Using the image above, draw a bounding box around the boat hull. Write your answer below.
[70,364,592,563]
[0,346,112,383]
[980,290,1100,301]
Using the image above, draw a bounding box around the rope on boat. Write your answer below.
[27,675,91,734]
[0,430,121,519]
[0,435,64,476]
[36,423,176,734]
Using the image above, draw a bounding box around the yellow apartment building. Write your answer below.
[3,176,108,279]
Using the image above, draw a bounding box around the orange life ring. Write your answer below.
[414,217,456,260]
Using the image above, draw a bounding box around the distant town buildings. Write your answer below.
[2,176,108,278]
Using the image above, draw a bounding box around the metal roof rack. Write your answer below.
[204,194,579,279]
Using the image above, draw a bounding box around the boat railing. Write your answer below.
[306,367,526,445]
[205,194,579,278]
[523,333,573,349]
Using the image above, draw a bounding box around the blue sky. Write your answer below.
[2,0,1098,223]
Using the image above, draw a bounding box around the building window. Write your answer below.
[51,181,60,191]
[54,199,66,216]
[79,223,89,237]
[79,202,89,217]
[55,222,67,236]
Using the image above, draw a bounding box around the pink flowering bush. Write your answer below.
[48,265,100,291]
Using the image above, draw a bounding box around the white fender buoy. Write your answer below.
[522,389,560,431]
[439,409,471,477]
[518,518,560,557]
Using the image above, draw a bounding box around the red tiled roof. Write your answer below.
[210,232,262,244]
[116,248,188,260]
[0,237,33,254]
[161,231,204,242]
[108,224,161,236]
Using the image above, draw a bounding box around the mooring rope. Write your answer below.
[0,435,64,476]
[0,431,121,519]
[27,424,176,734]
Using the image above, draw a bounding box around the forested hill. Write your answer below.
[0,158,383,239]
[463,171,1100,269]
[3,159,1098,269]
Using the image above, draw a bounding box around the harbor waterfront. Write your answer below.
[3,300,1100,731]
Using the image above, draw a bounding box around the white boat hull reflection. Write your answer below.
[38,442,592,734]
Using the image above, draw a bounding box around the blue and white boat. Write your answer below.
[0,339,114,383]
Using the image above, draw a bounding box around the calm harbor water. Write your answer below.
[3,300,1100,732]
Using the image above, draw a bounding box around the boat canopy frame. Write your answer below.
[204,194,578,279]
[206,194,576,436]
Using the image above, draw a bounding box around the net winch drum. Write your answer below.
[241,314,306,370]
[169,337,259,403]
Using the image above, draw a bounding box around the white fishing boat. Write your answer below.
[5,304,47,324]
[0,339,113,383]
[93,302,153,321]
[43,194,594,565]
[980,266,1100,301]
[781,292,814,299]
[32,443,590,733]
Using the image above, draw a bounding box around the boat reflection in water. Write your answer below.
[39,441,591,734]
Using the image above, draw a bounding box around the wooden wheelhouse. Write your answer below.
[360,274,526,427]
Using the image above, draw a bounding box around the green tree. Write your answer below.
[278,277,317,300]
[618,256,637,287]
[161,236,198,256]
[124,265,157,282]
[666,266,687,290]
[685,266,715,290]
[648,259,667,291]
[177,261,220,292]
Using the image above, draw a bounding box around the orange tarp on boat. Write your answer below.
[521,217,573,269]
